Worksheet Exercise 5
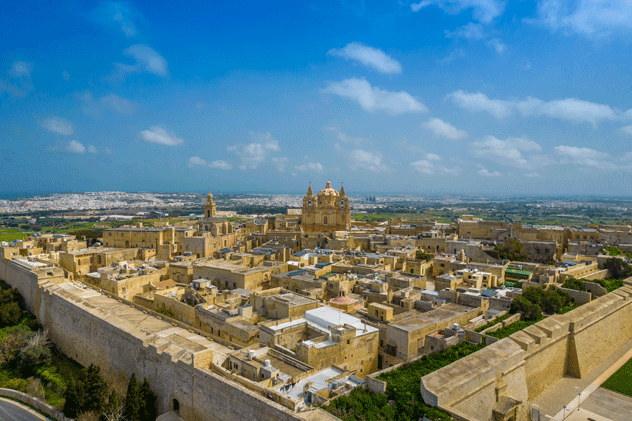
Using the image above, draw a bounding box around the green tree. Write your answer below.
[63,379,87,418]
[561,278,586,292]
[509,296,542,321]
[139,378,157,421]
[0,301,22,327]
[541,290,563,314]
[84,364,108,413]
[101,390,123,421]
[123,373,141,421]
[605,258,632,280]
[18,329,52,372]
[494,238,527,262]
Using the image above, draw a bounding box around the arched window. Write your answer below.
[324,216,328,224]
[173,399,180,413]
[308,200,312,206]
[341,200,344,206]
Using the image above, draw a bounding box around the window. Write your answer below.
[324,217,328,224]
[341,200,344,206]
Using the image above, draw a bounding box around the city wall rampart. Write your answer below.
[0,258,334,421]
[421,283,632,421]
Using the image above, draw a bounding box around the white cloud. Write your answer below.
[295,162,324,172]
[487,38,506,54]
[231,132,281,170]
[109,44,168,82]
[323,78,427,115]
[554,145,617,170]
[87,145,98,154]
[411,0,505,23]
[523,172,541,178]
[411,157,461,176]
[422,118,468,140]
[445,22,485,39]
[189,156,232,170]
[209,160,233,170]
[10,61,33,78]
[140,126,183,145]
[622,125,632,136]
[531,0,632,39]
[40,117,74,136]
[188,156,207,166]
[101,94,137,114]
[472,136,542,169]
[328,42,402,74]
[62,70,70,81]
[449,90,619,125]
[95,1,141,38]
[478,168,501,176]
[67,140,86,154]
[104,148,113,155]
[349,149,389,172]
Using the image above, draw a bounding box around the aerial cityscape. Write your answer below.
[3,1,632,421]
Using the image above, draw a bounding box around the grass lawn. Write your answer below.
[602,357,632,397]
[486,317,544,339]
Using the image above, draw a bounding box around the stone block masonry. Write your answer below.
[0,258,337,421]
[421,284,632,421]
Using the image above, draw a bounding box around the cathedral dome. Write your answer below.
[331,296,355,305]
[318,181,338,196]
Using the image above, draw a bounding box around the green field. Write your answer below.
[602,357,632,397]
[0,228,32,242]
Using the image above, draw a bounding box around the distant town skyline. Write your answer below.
[3,1,632,196]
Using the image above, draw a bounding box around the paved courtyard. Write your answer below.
[579,387,632,421]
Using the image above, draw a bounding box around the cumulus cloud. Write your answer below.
[487,38,506,54]
[472,136,542,169]
[209,160,232,170]
[328,42,402,74]
[449,90,619,125]
[67,140,86,154]
[101,94,137,114]
[40,117,74,135]
[478,168,502,177]
[87,145,98,154]
[530,0,632,39]
[411,154,461,176]
[622,125,632,136]
[445,22,485,39]
[439,49,466,64]
[230,132,281,170]
[411,0,505,24]
[554,145,617,170]
[108,44,168,82]
[323,78,427,115]
[140,126,183,145]
[295,162,324,172]
[422,118,468,140]
[349,149,389,172]
[188,156,232,170]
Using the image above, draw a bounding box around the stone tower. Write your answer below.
[204,191,217,218]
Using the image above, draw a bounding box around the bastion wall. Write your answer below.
[421,283,632,421]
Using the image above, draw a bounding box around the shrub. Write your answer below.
[561,278,586,292]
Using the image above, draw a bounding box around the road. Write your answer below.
[0,397,51,421]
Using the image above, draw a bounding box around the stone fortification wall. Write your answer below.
[0,258,333,421]
[421,284,632,421]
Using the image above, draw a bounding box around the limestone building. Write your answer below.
[204,191,217,218]
[301,182,350,233]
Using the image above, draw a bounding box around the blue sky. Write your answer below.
[2,0,632,196]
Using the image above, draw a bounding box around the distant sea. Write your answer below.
[0,193,36,200]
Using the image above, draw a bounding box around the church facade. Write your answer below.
[301,181,351,232]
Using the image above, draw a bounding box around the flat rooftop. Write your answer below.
[389,303,474,332]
